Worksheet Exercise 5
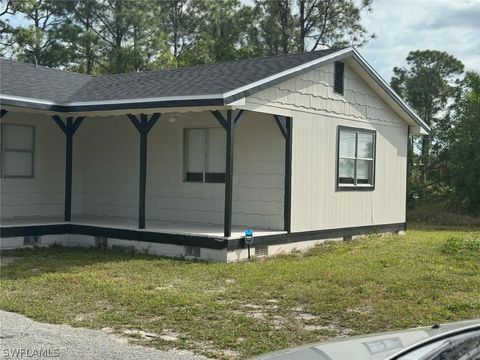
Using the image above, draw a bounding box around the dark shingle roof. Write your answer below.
[0,59,92,103]
[1,49,341,103]
[0,48,430,132]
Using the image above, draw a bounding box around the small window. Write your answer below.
[337,126,375,189]
[1,124,35,178]
[334,61,344,95]
[184,128,225,183]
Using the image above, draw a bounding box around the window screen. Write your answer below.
[337,127,375,189]
[184,128,225,183]
[1,124,35,178]
[334,61,345,95]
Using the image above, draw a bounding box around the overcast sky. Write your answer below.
[359,0,480,81]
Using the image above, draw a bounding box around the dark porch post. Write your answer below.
[224,111,234,237]
[211,109,246,237]
[284,117,292,233]
[52,115,85,222]
[273,115,293,233]
[0,109,7,118]
[127,113,161,229]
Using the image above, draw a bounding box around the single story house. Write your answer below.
[0,47,429,261]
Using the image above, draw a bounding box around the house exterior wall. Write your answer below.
[69,110,284,229]
[245,62,408,232]
[1,62,409,235]
[1,110,284,230]
[0,113,84,218]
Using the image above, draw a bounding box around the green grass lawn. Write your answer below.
[1,226,479,359]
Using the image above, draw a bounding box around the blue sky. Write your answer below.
[359,0,480,80]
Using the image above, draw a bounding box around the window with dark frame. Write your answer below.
[337,126,375,189]
[1,124,35,178]
[184,127,226,183]
[334,61,345,95]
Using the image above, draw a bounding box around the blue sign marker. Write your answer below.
[245,229,254,260]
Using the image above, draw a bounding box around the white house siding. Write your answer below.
[245,62,408,232]
[74,110,284,230]
[74,116,139,219]
[0,112,84,218]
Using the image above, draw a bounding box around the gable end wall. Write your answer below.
[246,62,408,232]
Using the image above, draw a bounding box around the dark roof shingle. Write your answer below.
[0,59,92,103]
[1,49,342,103]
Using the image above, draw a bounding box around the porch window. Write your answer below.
[337,126,375,189]
[184,128,225,183]
[1,124,35,178]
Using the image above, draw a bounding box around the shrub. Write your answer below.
[408,205,480,228]
[440,235,480,258]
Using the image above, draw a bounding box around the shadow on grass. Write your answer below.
[408,222,480,232]
[0,245,199,281]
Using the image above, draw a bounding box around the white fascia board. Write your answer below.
[0,93,224,107]
[225,98,246,106]
[222,47,354,99]
[0,93,58,106]
[67,93,223,106]
[409,126,429,136]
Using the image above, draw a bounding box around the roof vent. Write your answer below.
[94,236,108,249]
[24,236,41,246]
[334,61,344,95]
[185,246,201,258]
[255,245,269,257]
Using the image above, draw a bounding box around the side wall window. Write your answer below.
[337,126,375,189]
[1,124,35,178]
[184,128,225,183]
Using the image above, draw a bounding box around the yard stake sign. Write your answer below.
[245,229,254,260]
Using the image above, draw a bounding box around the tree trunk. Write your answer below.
[281,0,289,54]
[422,134,429,186]
[299,0,305,52]
[85,17,93,74]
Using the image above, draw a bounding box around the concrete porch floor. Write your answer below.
[0,215,285,239]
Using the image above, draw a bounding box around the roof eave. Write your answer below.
[350,49,430,134]
[0,94,226,113]
[1,47,430,134]
[223,47,354,104]
[1,48,355,113]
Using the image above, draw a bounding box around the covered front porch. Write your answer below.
[0,215,285,239]
[0,106,292,255]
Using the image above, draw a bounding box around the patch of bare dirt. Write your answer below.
[103,327,185,346]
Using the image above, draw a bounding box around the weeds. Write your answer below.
[1,227,479,359]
